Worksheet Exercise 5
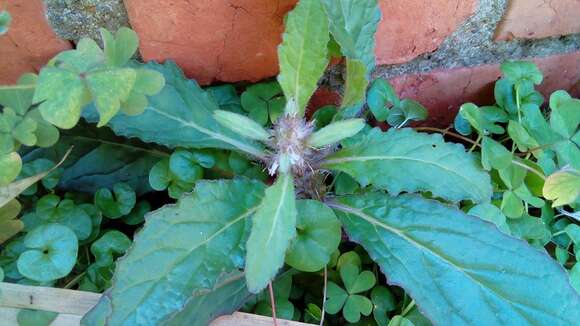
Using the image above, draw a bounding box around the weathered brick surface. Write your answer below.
[495,0,580,41]
[388,52,580,127]
[375,0,477,65]
[123,0,297,85]
[0,0,72,84]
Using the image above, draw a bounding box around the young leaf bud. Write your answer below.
[307,119,365,148]
[214,110,271,142]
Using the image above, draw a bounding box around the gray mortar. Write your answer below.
[43,0,129,43]
[373,0,580,79]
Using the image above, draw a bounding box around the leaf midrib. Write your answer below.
[329,202,570,322]
[266,174,291,244]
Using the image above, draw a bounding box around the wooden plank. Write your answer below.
[0,282,312,325]
[0,282,100,315]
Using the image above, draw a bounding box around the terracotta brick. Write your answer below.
[375,0,477,65]
[388,52,580,127]
[0,0,71,85]
[123,0,297,85]
[495,0,580,41]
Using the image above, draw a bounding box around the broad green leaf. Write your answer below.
[96,179,265,325]
[94,182,136,219]
[285,200,341,272]
[0,152,22,186]
[207,84,243,113]
[342,59,368,108]
[17,224,78,282]
[101,27,139,67]
[160,271,252,326]
[0,149,70,207]
[0,10,11,34]
[214,110,271,141]
[83,61,265,158]
[543,170,580,207]
[17,309,58,326]
[277,0,329,116]
[331,193,580,325]
[367,79,400,122]
[0,73,37,114]
[308,118,365,148]
[86,68,137,127]
[494,78,517,115]
[481,136,512,170]
[322,128,491,203]
[0,199,23,244]
[386,99,428,127]
[321,0,381,71]
[34,67,87,129]
[500,61,543,86]
[246,173,297,293]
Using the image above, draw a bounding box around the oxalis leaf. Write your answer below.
[83,61,265,158]
[89,179,265,325]
[277,0,329,116]
[322,128,491,203]
[245,173,297,293]
[329,193,580,325]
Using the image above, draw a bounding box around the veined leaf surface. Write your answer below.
[331,193,580,325]
[322,128,491,203]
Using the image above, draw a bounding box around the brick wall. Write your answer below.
[1,0,579,126]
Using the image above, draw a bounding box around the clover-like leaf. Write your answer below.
[371,286,396,326]
[101,27,139,67]
[343,293,373,323]
[386,99,428,127]
[367,79,400,122]
[508,120,538,152]
[285,200,341,272]
[0,152,22,186]
[52,38,104,73]
[91,230,131,267]
[85,68,137,127]
[550,97,580,139]
[20,159,63,195]
[500,61,543,87]
[0,73,37,115]
[36,195,92,240]
[121,68,166,116]
[481,136,512,171]
[25,109,59,148]
[241,81,285,125]
[0,199,23,244]
[122,200,150,226]
[325,282,349,314]
[94,182,136,219]
[169,149,206,182]
[0,10,11,34]
[543,170,580,207]
[17,309,58,326]
[508,215,551,246]
[458,103,508,136]
[17,224,78,282]
[340,263,376,294]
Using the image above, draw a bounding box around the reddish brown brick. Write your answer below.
[0,0,72,85]
[495,0,580,41]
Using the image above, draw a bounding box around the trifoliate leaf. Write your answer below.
[500,61,543,86]
[277,0,329,116]
[91,230,131,267]
[481,136,512,171]
[207,84,243,113]
[341,263,376,294]
[501,190,524,219]
[101,27,139,67]
[169,150,205,183]
[0,152,21,186]
[323,128,491,203]
[550,98,580,139]
[35,195,92,240]
[52,38,104,73]
[121,69,166,116]
[85,68,137,127]
[241,81,285,125]
[285,200,341,272]
[343,293,373,323]
[0,73,37,114]
[507,120,538,152]
[458,103,508,136]
[543,170,580,207]
[122,201,150,226]
[94,182,136,219]
[34,67,88,129]
[25,109,59,148]
[367,79,400,122]
[17,224,78,282]
[88,179,265,325]
[549,90,572,111]
[333,193,580,325]
[246,173,297,293]
[20,159,62,195]
[371,286,396,326]
[386,99,428,127]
